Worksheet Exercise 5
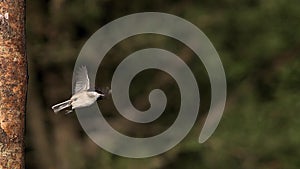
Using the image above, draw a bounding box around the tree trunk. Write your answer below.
[0,0,26,169]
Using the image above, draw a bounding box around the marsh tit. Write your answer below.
[51,66,106,114]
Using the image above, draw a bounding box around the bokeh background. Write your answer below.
[26,0,300,169]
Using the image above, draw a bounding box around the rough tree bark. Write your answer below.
[0,0,26,169]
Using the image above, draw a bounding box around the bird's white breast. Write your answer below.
[70,91,99,109]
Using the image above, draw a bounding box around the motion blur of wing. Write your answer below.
[74,66,90,93]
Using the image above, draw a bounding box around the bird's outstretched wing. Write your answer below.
[74,66,90,93]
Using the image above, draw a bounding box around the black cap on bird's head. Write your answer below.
[95,89,104,101]
[95,87,111,100]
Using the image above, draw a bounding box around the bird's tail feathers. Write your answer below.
[51,100,72,113]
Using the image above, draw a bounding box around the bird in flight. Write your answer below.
[51,66,105,114]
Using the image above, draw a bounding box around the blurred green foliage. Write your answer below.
[26,0,300,169]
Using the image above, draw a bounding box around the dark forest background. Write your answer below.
[26,0,300,169]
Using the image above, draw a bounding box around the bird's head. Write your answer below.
[95,89,104,101]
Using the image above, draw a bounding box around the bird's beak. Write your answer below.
[97,93,105,101]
